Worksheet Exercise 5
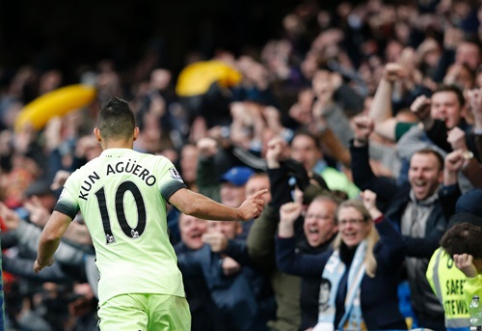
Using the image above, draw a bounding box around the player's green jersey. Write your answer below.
[55,148,186,305]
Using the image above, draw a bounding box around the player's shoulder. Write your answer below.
[138,153,182,181]
[134,151,171,164]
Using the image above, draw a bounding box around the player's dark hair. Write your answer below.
[98,97,136,140]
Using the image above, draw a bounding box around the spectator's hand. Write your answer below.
[24,196,51,228]
[51,170,71,190]
[416,38,440,62]
[453,253,478,278]
[351,115,374,144]
[0,130,12,156]
[369,159,395,178]
[249,62,270,90]
[399,48,421,85]
[147,93,166,117]
[447,127,468,152]
[202,232,228,253]
[0,202,21,230]
[467,88,482,129]
[383,63,405,83]
[197,137,218,158]
[63,111,83,139]
[279,201,302,225]
[44,117,62,152]
[360,190,382,219]
[307,114,328,136]
[312,29,344,51]
[415,14,438,31]
[33,257,54,274]
[312,98,327,122]
[221,256,241,276]
[444,149,466,186]
[248,104,267,140]
[263,106,283,132]
[312,70,338,108]
[436,0,451,15]
[330,72,343,91]
[13,123,36,155]
[444,149,465,174]
[237,189,268,221]
[231,102,253,127]
[266,137,287,168]
[289,102,312,125]
[410,95,432,122]
[444,64,465,87]
[207,126,233,150]
[189,116,207,143]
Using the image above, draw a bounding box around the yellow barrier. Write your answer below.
[175,60,242,97]
[15,84,97,132]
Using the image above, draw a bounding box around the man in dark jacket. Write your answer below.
[174,214,228,331]
[248,137,341,331]
[176,214,275,331]
[350,116,461,330]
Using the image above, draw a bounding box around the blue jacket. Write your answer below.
[276,219,407,330]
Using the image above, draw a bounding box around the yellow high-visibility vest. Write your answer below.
[427,247,470,329]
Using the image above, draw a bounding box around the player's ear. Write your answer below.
[133,127,139,141]
[94,127,102,142]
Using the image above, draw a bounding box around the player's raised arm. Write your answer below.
[169,187,268,222]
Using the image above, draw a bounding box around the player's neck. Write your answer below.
[102,139,134,150]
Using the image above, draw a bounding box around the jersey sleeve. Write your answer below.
[53,173,81,219]
[156,157,187,201]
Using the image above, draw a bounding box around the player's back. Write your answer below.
[61,148,185,304]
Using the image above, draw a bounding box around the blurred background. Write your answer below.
[0,0,318,81]
[1,0,482,330]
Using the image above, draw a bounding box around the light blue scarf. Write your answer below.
[314,240,368,331]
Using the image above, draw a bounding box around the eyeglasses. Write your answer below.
[305,214,334,221]
[338,218,366,227]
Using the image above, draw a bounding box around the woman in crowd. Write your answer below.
[276,190,407,331]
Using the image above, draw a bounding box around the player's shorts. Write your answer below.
[98,293,191,331]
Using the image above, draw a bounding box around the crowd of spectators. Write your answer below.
[2,0,482,330]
